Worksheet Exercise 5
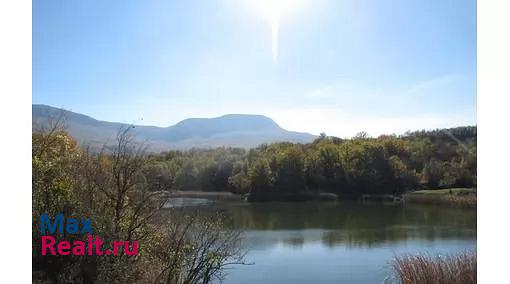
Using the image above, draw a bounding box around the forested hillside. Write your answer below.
[143,126,476,201]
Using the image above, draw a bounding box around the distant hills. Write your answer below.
[32,104,316,151]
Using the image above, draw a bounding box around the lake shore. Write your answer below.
[165,188,477,209]
[402,188,477,209]
[168,190,244,201]
[167,190,339,202]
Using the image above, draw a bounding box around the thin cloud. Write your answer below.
[405,74,464,97]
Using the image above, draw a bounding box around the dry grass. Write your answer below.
[441,194,477,209]
[403,188,476,209]
[392,251,476,284]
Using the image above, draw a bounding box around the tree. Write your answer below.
[152,213,247,284]
[248,158,272,200]
[423,159,446,188]
[33,125,248,283]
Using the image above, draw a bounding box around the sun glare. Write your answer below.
[251,0,304,63]
[271,6,279,63]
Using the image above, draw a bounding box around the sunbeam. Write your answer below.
[271,5,279,62]
[250,0,305,63]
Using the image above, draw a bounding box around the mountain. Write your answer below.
[32,104,316,151]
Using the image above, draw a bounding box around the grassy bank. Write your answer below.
[403,188,476,209]
[392,251,476,284]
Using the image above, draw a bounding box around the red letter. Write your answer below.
[72,241,86,255]
[57,241,71,255]
[41,236,56,255]
[124,241,138,256]
[94,236,104,255]
[87,235,93,255]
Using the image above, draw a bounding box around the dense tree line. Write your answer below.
[144,127,476,201]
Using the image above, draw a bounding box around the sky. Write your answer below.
[33,0,476,137]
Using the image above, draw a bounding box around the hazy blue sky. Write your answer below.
[33,0,476,137]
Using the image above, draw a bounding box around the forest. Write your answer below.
[143,127,477,201]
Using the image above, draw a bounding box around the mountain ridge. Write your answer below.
[32,104,316,151]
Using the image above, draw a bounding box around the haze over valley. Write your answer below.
[33,104,316,150]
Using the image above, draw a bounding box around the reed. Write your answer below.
[392,251,476,284]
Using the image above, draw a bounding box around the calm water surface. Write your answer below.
[165,198,476,284]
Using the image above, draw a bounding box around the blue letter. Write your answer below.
[40,213,63,234]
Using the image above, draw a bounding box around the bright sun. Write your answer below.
[252,0,304,63]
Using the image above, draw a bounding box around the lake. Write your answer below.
[165,198,476,283]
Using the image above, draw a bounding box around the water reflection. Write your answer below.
[168,200,476,248]
[164,197,212,208]
[163,199,476,284]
